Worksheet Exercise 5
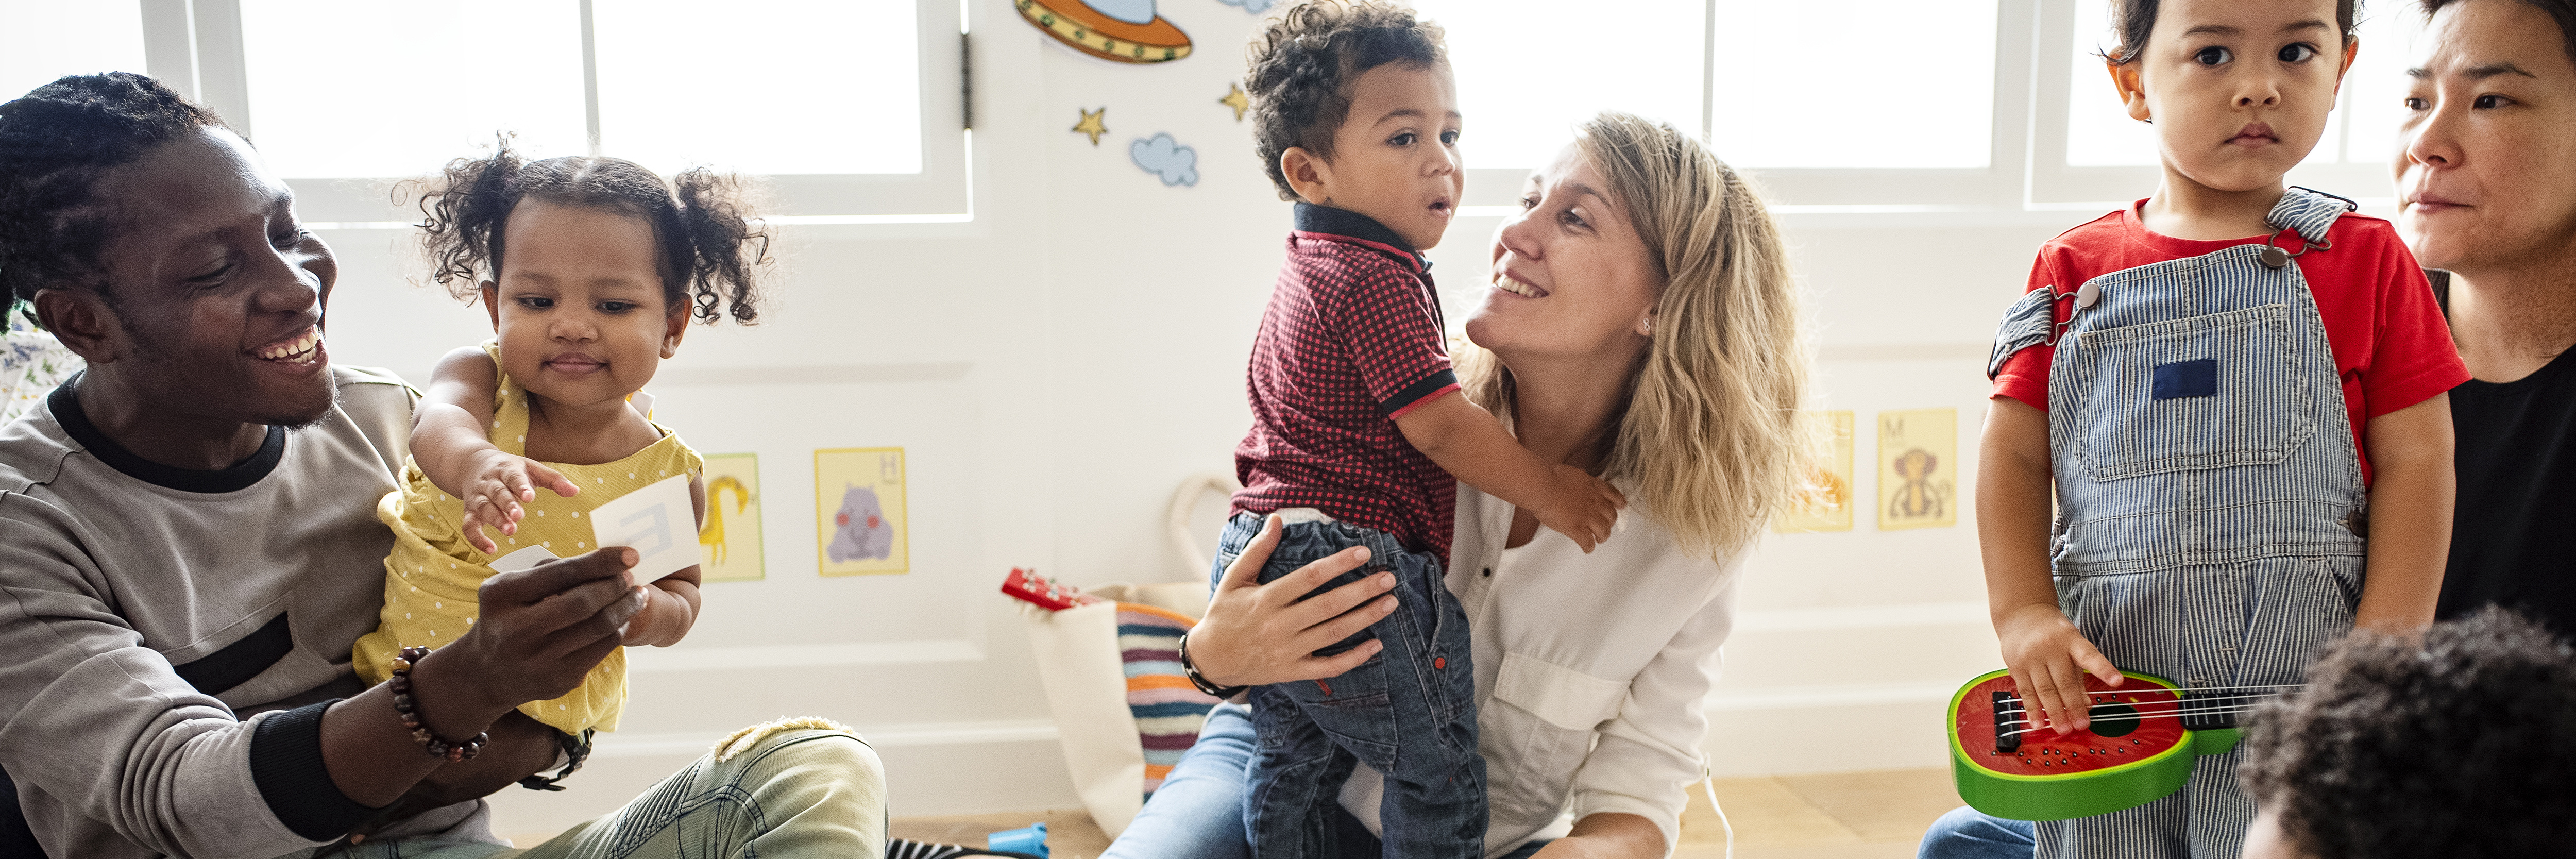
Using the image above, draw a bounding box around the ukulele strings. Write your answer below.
[1997,699,2286,725]
[1996,704,2278,739]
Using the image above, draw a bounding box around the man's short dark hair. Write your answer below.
[0,72,228,319]
[2424,0,2576,68]
[2240,607,2576,859]
[1243,0,1447,201]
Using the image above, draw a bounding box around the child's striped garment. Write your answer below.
[1116,603,1220,797]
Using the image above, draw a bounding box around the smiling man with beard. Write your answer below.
[0,73,885,859]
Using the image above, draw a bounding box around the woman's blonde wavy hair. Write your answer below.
[1457,111,1814,561]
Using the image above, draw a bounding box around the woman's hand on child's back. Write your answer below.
[1996,603,2125,736]
[1191,515,1399,688]
[1533,465,1626,552]
[455,449,580,554]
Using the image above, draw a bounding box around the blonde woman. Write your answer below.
[1111,112,1811,859]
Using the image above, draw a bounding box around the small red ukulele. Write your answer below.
[998,567,1102,611]
[1947,669,2296,821]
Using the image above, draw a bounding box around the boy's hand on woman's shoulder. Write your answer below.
[1533,465,1626,552]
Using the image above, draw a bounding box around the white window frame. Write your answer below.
[1456,0,2392,215]
[135,0,970,227]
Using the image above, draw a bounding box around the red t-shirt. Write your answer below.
[1991,200,2468,484]
[1233,204,1461,561]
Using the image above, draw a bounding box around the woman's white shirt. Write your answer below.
[1337,481,1744,857]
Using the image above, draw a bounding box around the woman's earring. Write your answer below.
[1642,316,1655,336]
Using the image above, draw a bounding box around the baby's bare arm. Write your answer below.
[1391,393,1625,551]
[414,347,506,497]
[2357,394,2454,632]
[414,347,578,553]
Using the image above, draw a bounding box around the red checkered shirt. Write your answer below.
[1232,204,1460,563]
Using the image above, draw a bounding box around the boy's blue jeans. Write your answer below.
[1212,512,1485,859]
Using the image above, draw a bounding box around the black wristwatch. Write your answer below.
[1177,632,1249,699]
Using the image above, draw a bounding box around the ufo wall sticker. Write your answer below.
[1015,0,1193,63]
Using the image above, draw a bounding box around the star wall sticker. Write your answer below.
[1219,83,1249,122]
[1072,107,1109,146]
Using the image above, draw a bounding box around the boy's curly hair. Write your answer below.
[1243,1,1447,201]
[2240,607,2576,859]
[0,72,227,319]
[406,137,770,324]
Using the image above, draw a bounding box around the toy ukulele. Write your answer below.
[999,567,1103,611]
[1947,669,2295,821]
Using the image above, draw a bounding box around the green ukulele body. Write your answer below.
[1947,669,2244,821]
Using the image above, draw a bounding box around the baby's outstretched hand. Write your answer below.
[457,450,579,555]
[1533,465,1627,552]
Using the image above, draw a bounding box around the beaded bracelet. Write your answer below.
[1175,633,1248,700]
[389,646,486,762]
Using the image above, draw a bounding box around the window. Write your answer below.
[0,1,147,100]
[1431,0,2010,209]
[1706,0,1997,170]
[122,0,963,224]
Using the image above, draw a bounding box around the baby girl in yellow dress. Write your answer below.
[353,142,769,745]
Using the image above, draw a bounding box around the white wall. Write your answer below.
[305,1,2150,835]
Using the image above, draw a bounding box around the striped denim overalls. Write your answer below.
[1985,189,2368,859]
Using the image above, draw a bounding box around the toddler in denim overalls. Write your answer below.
[1973,3,2468,857]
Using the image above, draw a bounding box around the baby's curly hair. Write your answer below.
[407,137,770,324]
[1243,1,1447,201]
[2240,607,2576,859]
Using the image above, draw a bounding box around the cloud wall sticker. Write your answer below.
[1130,133,1199,187]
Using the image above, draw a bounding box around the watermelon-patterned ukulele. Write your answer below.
[1948,669,2295,821]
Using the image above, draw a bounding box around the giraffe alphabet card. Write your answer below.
[697,453,764,582]
[1877,409,1958,531]
[1774,410,1856,533]
[815,447,909,576]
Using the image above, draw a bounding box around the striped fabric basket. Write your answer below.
[1116,603,1219,794]
[1016,580,1214,838]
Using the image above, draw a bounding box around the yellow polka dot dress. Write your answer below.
[353,343,703,734]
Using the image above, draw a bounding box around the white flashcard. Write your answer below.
[588,474,701,581]
[488,545,562,574]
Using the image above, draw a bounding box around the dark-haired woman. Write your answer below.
[2405,0,2576,637]
[0,72,886,859]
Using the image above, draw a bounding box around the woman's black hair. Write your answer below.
[0,72,228,318]
[410,137,770,324]
[1243,0,1448,201]
[2424,0,2576,66]
[2102,0,2364,63]
[2239,607,2576,858]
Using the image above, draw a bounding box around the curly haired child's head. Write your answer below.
[1245,1,1449,199]
[410,137,770,326]
[2239,607,2576,859]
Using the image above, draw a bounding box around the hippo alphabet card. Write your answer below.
[815,447,908,576]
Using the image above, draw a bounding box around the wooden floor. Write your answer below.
[873,768,1960,859]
